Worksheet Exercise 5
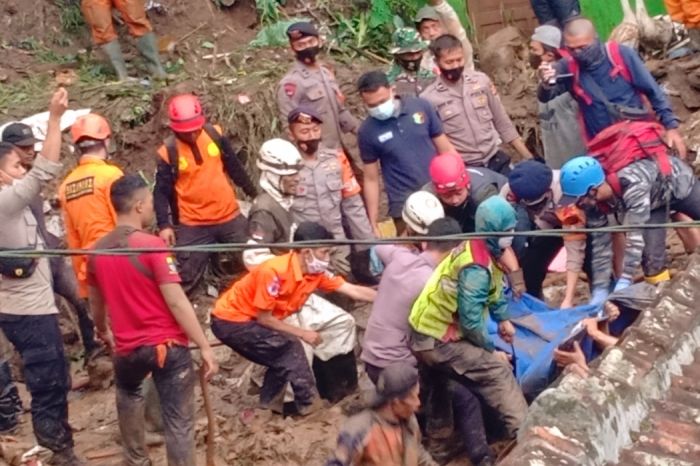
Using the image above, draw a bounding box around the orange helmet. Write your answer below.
[71,113,111,144]
[168,94,206,133]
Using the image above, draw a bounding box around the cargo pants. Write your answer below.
[411,332,528,440]
[113,345,196,466]
[0,314,73,452]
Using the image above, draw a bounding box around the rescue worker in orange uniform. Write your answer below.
[154,94,257,295]
[80,0,166,80]
[59,113,124,301]
[211,222,376,416]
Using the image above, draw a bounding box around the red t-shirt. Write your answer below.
[87,228,187,355]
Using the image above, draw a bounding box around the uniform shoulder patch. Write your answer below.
[266,275,281,297]
[283,82,297,97]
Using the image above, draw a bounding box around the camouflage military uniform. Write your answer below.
[387,28,436,98]
[587,157,699,289]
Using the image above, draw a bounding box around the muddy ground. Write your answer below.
[1,0,700,465]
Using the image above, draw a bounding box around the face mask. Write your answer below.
[368,97,395,121]
[305,252,330,274]
[299,138,320,155]
[295,46,320,64]
[528,53,543,69]
[572,40,605,69]
[440,66,464,83]
[498,236,514,249]
[398,57,422,72]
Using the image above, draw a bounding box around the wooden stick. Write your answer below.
[200,365,217,466]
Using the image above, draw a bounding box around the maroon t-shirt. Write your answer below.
[88,229,187,355]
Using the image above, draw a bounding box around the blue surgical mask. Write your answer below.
[368,97,396,121]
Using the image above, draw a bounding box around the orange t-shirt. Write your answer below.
[59,158,124,298]
[213,252,345,322]
[156,125,240,226]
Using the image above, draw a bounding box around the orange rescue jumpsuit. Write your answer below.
[81,0,152,45]
[59,158,124,298]
[664,0,700,27]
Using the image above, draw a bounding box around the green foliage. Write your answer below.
[332,0,419,55]
[250,18,309,48]
[256,0,281,25]
[17,37,74,64]
[55,0,85,35]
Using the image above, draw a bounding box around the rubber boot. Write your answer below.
[101,40,131,81]
[51,448,87,466]
[136,32,167,79]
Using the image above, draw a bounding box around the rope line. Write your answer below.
[1,221,699,258]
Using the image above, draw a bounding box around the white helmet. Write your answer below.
[258,138,303,175]
[402,191,445,235]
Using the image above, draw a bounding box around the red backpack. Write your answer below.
[586,120,672,195]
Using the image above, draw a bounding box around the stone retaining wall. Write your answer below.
[499,253,700,465]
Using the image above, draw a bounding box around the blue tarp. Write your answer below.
[487,294,599,400]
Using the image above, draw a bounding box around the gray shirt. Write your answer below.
[538,92,587,169]
[361,246,437,368]
[0,156,62,316]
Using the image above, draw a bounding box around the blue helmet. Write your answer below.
[560,156,605,198]
[508,160,553,201]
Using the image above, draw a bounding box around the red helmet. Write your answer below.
[168,94,206,133]
[429,152,470,194]
[71,113,111,143]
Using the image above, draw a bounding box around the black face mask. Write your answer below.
[398,57,422,72]
[299,138,320,155]
[440,66,464,82]
[571,40,606,70]
[529,53,543,69]
[295,46,320,64]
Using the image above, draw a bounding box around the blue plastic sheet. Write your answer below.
[487,294,599,400]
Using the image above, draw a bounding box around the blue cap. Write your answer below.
[508,160,553,201]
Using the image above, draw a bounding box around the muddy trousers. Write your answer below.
[175,215,248,295]
[49,256,98,356]
[0,314,73,452]
[114,345,196,466]
[412,335,527,440]
[211,317,319,411]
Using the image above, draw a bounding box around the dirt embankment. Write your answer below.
[1,2,699,465]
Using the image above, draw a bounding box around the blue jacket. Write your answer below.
[540,44,679,139]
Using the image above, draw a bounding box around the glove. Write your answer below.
[589,287,608,306]
[613,277,632,292]
[507,269,526,299]
[368,247,384,277]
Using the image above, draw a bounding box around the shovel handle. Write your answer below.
[200,365,217,466]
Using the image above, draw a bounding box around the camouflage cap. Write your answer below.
[415,5,440,24]
[390,27,430,55]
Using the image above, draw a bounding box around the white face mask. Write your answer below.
[305,252,330,274]
[498,236,514,250]
[368,96,396,121]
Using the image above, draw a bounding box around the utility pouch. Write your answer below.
[0,248,38,279]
